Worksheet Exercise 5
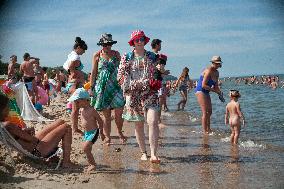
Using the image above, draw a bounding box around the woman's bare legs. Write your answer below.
[181,90,188,110]
[71,101,80,132]
[147,108,160,163]
[102,109,112,145]
[135,121,146,160]
[114,108,127,143]
[196,92,212,134]
[177,90,187,110]
[35,119,65,139]
[36,123,73,167]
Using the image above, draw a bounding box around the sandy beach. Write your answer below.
[1,93,284,189]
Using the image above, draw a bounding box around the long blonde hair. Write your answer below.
[180,67,189,80]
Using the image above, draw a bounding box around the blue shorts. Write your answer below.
[83,129,99,143]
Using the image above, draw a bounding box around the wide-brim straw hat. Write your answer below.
[97,33,117,46]
[128,30,150,46]
[210,55,223,64]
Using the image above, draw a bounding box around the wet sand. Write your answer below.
[1,94,284,189]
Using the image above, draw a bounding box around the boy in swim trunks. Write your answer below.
[68,88,103,172]
[225,90,245,145]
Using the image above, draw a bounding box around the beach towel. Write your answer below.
[11,82,53,122]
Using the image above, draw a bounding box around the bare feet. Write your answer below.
[150,156,161,164]
[141,152,148,161]
[61,161,78,169]
[119,133,127,144]
[84,164,96,173]
[102,138,112,146]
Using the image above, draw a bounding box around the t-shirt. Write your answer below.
[63,51,80,70]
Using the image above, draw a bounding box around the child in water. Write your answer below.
[68,88,103,172]
[225,90,245,144]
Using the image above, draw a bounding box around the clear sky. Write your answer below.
[0,0,284,79]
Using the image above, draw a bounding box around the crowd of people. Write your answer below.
[1,29,266,172]
[233,75,284,89]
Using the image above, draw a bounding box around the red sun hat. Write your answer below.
[158,54,167,61]
[128,30,150,46]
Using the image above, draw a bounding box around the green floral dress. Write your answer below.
[91,54,125,111]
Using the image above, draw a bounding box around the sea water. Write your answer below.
[164,75,284,150]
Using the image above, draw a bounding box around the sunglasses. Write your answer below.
[102,43,113,47]
[134,37,145,43]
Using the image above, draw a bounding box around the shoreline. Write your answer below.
[1,93,284,189]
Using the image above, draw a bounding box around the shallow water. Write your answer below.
[84,77,284,189]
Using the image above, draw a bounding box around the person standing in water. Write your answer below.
[90,33,126,145]
[174,67,192,111]
[118,30,161,163]
[225,90,245,144]
[195,56,224,134]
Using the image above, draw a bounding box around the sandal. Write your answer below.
[141,152,148,161]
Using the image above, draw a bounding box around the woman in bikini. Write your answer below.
[174,67,192,111]
[195,56,223,134]
[0,94,74,168]
[90,33,126,145]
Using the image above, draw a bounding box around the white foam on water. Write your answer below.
[239,140,266,149]
[221,136,231,142]
[161,112,173,117]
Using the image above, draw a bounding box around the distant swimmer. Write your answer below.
[270,78,278,90]
[225,90,245,145]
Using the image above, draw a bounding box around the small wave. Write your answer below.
[221,137,231,142]
[239,140,266,149]
[161,112,173,117]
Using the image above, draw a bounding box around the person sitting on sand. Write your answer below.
[67,88,103,172]
[225,90,245,145]
[0,93,74,168]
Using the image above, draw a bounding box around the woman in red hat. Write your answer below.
[118,30,161,163]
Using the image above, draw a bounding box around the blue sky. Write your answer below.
[0,0,284,79]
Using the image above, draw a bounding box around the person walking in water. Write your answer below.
[118,30,161,163]
[174,67,192,111]
[90,33,126,145]
[195,56,224,134]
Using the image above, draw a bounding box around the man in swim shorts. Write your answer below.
[20,53,38,104]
